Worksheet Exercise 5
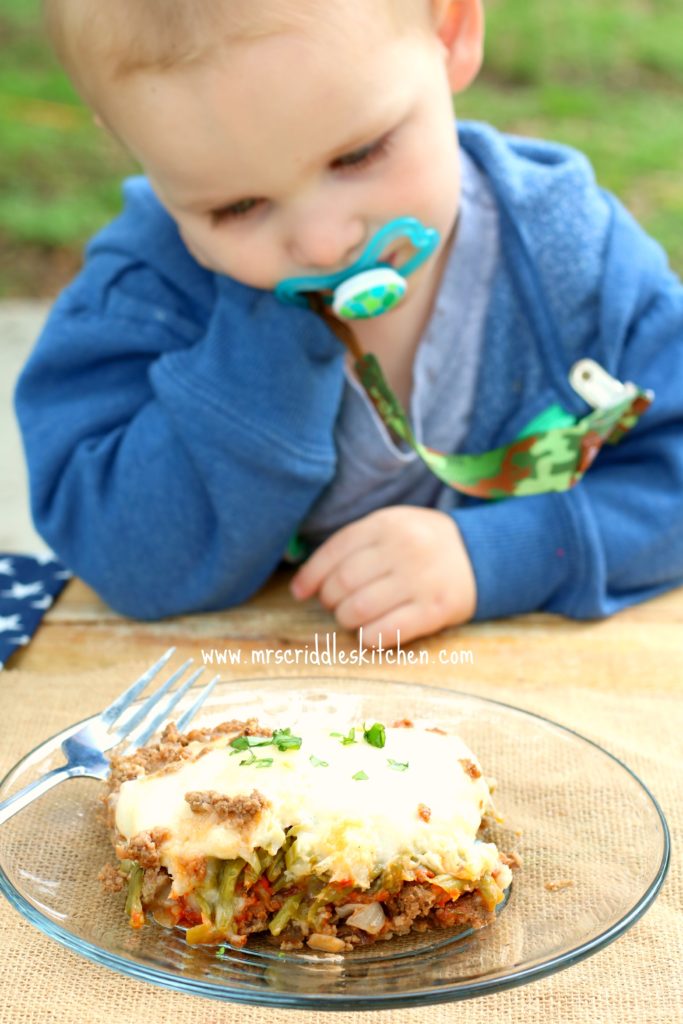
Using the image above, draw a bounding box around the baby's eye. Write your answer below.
[211,197,263,224]
[332,132,393,172]
[208,131,393,227]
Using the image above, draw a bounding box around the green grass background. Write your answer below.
[1,0,682,296]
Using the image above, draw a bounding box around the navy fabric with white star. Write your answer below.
[0,553,72,669]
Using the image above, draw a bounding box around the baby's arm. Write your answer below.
[452,196,683,622]
[15,254,344,619]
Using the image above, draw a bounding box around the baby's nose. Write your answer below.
[288,213,365,272]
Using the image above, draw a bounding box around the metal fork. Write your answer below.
[0,648,220,826]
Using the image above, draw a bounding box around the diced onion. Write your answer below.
[336,903,365,918]
[342,901,386,934]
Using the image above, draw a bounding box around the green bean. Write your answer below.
[284,839,300,871]
[266,848,285,882]
[268,893,304,936]
[258,850,273,872]
[124,864,144,926]
[310,883,352,905]
[243,850,262,887]
[215,858,244,930]
[271,873,294,894]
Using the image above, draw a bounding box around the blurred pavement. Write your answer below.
[1,300,51,552]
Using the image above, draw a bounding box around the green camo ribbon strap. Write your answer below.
[355,354,654,500]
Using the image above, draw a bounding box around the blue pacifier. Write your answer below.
[275,216,440,320]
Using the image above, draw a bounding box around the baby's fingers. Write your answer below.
[333,573,406,631]
[318,546,390,611]
[360,603,432,649]
[289,521,373,600]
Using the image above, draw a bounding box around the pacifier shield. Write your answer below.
[332,267,407,320]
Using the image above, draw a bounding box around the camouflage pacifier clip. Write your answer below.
[276,211,651,497]
[356,354,653,499]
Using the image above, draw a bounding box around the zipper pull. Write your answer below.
[569,359,636,410]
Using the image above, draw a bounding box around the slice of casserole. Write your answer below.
[100,717,513,952]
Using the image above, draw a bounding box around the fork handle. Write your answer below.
[0,765,93,826]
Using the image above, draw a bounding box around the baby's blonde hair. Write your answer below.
[43,0,431,100]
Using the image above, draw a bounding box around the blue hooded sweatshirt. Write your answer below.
[14,122,683,622]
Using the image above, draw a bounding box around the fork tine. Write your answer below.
[100,647,176,728]
[123,667,207,753]
[176,673,221,732]
[112,658,194,740]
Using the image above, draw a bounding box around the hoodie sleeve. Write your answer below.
[452,193,683,621]
[14,241,344,620]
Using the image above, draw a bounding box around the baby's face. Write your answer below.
[98,5,462,310]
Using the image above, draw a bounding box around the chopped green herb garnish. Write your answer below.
[229,735,272,753]
[363,722,386,748]
[272,727,302,752]
[230,735,249,751]
[352,770,369,781]
[387,759,409,772]
[216,945,226,957]
[231,729,301,757]
[331,727,357,746]
[239,750,274,768]
[310,755,329,768]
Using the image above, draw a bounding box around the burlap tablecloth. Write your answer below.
[1,661,680,1024]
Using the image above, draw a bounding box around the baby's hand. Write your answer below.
[289,507,477,647]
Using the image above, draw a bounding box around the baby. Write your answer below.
[15,0,683,645]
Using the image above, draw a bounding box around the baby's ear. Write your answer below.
[435,0,485,94]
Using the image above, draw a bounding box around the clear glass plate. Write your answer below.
[0,677,670,1010]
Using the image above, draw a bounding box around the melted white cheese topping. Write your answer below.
[114,724,503,892]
